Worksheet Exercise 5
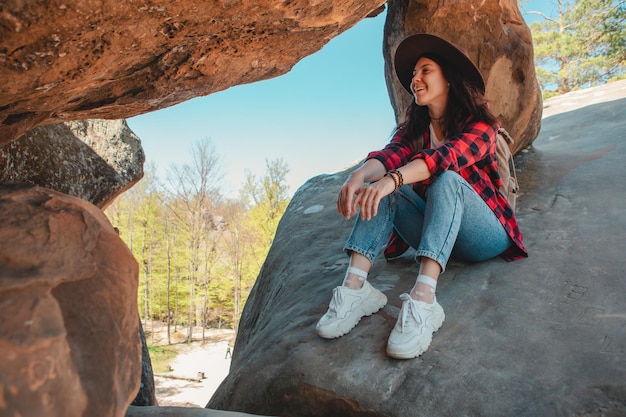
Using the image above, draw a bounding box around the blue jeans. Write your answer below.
[344,171,511,272]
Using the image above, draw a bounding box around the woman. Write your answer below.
[316,33,527,359]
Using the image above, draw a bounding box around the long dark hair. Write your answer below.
[402,53,497,149]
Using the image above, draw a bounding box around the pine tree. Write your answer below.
[526,0,625,97]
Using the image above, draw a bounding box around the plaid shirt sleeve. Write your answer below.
[367,121,527,262]
[366,124,416,169]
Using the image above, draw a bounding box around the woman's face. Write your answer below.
[410,57,449,108]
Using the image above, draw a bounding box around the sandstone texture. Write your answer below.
[0,119,144,209]
[208,81,626,416]
[0,0,386,146]
[384,0,542,153]
[0,184,141,417]
[0,118,151,407]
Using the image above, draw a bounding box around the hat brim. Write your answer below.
[394,33,485,95]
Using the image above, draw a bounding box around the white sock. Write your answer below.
[342,266,367,290]
[410,274,437,303]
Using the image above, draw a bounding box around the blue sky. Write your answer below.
[127,2,549,197]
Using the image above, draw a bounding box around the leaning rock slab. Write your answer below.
[0,117,153,405]
[208,81,626,416]
[0,184,141,417]
[0,0,386,145]
[0,119,144,209]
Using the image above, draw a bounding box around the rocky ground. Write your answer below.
[208,80,626,416]
[143,323,236,408]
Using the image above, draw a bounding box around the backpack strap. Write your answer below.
[498,127,514,145]
[497,127,519,195]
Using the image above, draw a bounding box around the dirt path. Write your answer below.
[143,322,236,407]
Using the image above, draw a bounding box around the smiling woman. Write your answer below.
[315,33,528,360]
[410,58,450,118]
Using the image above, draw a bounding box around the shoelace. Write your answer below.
[398,293,423,333]
[327,286,346,316]
[328,286,366,318]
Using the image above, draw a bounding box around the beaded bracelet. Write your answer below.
[385,171,399,190]
[390,169,404,188]
[385,169,404,191]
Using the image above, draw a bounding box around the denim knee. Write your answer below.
[428,171,464,195]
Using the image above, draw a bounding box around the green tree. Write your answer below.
[241,158,291,246]
[219,200,250,329]
[106,163,171,342]
[526,0,625,97]
[226,158,291,328]
[165,137,224,342]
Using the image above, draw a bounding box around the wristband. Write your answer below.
[385,169,403,191]
[388,169,404,189]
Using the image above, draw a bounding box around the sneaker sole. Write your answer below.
[316,289,387,339]
[386,312,445,359]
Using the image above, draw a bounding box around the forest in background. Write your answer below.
[105,138,290,345]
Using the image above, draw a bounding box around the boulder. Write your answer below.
[208,81,626,416]
[0,184,141,417]
[383,0,542,153]
[0,118,153,407]
[0,119,144,209]
[0,0,386,145]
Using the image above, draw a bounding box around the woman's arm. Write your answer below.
[350,158,431,221]
[393,158,431,185]
[338,126,420,220]
[337,158,387,220]
[340,122,497,221]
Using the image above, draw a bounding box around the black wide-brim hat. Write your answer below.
[394,33,486,94]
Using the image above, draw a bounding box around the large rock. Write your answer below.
[383,0,542,153]
[0,119,144,209]
[0,184,141,417]
[208,81,626,416]
[0,0,386,146]
[0,118,153,407]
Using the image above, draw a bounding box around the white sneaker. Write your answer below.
[316,281,387,339]
[386,293,445,359]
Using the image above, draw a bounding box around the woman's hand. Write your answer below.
[337,171,365,220]
[337,159,398,220]
[336,156,429,220]
[353,175,396,220]
[337,171,396,221]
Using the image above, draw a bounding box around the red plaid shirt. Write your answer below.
[366,120,527,262]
